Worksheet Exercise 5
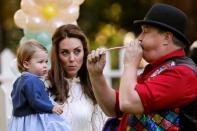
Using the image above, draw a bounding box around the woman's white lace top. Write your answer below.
[53,77,106,131]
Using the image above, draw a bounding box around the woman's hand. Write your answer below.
[87,48,106,77]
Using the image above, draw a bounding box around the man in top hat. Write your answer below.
[87,3,197,130]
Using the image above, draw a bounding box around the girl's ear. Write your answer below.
[23,61,30,70]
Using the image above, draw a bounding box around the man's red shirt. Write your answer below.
[116,49,197,130]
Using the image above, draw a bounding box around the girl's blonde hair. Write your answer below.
[16,40,48,73]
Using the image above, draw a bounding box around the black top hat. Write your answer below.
[133,3,190,45]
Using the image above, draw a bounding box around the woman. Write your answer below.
[48,24,106,131]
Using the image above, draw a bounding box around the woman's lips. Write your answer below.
[67,66,77,70]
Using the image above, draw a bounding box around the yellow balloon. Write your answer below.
[41,3,58,19]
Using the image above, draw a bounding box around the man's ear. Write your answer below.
[162,32,173,45]
[165,32,173,41]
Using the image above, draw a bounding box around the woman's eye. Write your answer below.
[74,49,81,55]
[61,51,69,56]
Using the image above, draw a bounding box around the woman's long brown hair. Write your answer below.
[48,24,96,104]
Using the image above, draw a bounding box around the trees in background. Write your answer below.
[0,0,23,52]
[0,0,196,53]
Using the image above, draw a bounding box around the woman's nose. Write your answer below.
[69,53,75,61]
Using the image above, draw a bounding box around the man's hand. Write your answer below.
[124,40,143,68]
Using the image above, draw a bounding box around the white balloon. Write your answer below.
[14,9,27,29]
[34,0,52,6]
[56,0,72,8]
[73,0,85,5]
[71,21,78,25]
[19,36,28,45]
[21,0,39,15]
[68,5,79,14]
[47,19,65,34]
[66,5,80,22]
[55,4,79,24]
[26,15,46,31]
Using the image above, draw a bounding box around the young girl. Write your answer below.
[9,40,70,131]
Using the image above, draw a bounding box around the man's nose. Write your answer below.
[137,33,143,41]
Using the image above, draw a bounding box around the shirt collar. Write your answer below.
[22,71,45,80]
[65,77,80,83]
[149,49,185,67]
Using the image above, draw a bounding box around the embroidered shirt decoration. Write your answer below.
[126,60,179,131]
[149,61,176,79]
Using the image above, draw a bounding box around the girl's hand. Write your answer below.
[52,104,64,115]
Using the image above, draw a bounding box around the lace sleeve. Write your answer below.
[92,104,108,131]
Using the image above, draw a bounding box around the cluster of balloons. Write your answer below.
[14,0,85,50]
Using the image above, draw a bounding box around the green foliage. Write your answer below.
[78,0,152,45]
[91,24,126,49]
[91,24,126,69]
[0,0,23,52]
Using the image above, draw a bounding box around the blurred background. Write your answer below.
[0,0,197,130]
[1,0,197,97]
[1,0,197,53]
